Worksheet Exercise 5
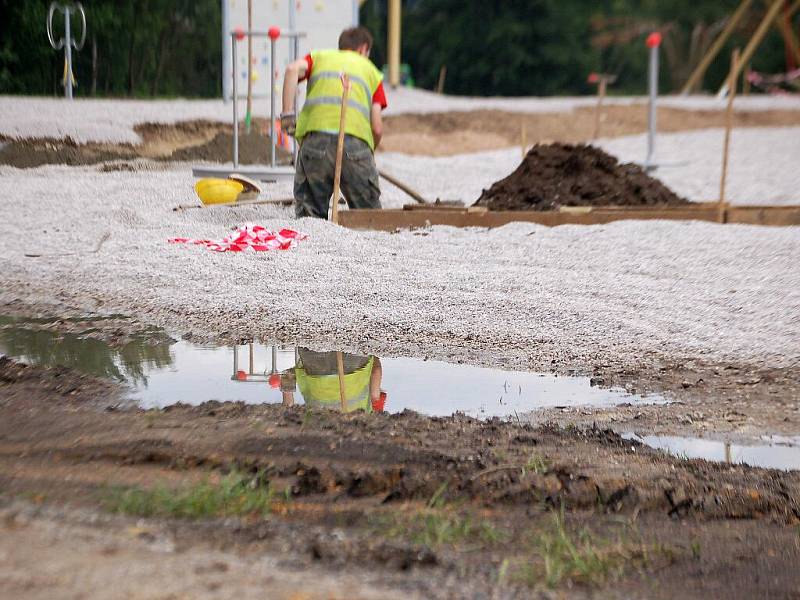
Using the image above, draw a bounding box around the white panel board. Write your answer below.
[222,0,357,101]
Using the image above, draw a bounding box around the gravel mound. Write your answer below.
[474,143,689,211]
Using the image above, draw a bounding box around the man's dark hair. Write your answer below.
[338,27,373,52]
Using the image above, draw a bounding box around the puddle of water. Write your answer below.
[0,321,665,418]
[623,433,800,471]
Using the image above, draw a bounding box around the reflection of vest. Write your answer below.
[295,49,383,150]
[296,356,374,413]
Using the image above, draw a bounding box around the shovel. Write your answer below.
[328,74,351,224]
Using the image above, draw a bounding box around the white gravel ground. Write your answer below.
[3,91,799,143]
[601,127,800,205]
[1,164,798,374]
[377,126,800,206]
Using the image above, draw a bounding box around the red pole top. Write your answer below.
[646,31,662,49]
[234,27,246,41]
[587,72,600,84]
[268,26,281,40]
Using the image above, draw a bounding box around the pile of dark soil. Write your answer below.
[169,129,292,165]
[474,143,690,211]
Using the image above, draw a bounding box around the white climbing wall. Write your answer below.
[222,0,359,100]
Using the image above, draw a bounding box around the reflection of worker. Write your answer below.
[280,27,388,219]
[280,349,384,413]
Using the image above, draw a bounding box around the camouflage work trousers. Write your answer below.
[294,132,381,219]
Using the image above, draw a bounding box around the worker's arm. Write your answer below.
[281,58,309,135]
[370,103,383,149]
[369,357,382,401]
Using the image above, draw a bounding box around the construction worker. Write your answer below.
[279,349,385,413]
[280,27,388,219]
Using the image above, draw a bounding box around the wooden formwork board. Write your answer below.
[339,204,800,230]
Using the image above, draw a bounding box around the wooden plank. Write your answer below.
[681,0,754,95]
[339,205,800,230]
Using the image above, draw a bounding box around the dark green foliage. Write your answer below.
[0,0,220,97]
[0,0,793,97]
[366,0,794,96]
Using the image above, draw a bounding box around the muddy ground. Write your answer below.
[380,105,800,155]
[1,313,800,599]
[3,106,800,169]
[0,118,291,169]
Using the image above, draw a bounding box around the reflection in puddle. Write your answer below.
[624,433,800,471]
[0,320,665,418]
[0,318,171,385]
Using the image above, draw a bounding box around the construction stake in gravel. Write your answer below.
[336,351,347,411]
[329,75,351,224]
[719,48,740,223]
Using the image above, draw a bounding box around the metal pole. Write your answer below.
[248,342,255,375]
[270,36,277,168]
[646,41,659,168]
[271,345,277,373]
[232,33,239,168]
[292,36,300,164]
[232,345,239,378]
[288,0,297,32]
[222,0,231,100]
[289,1,299,164]
[65,7,73,99]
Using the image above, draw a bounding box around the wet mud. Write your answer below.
[2,347,800,598]
[475,143,689,210]
[0,118,290,169]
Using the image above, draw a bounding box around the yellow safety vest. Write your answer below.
[296,356,374,413]
[296,49,383,150]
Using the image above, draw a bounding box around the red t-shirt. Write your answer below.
[301,54,388,109]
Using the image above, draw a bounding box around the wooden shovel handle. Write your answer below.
[330,75,351,225]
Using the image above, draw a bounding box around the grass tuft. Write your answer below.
[105,471,274,519]
[514,510,635,589]
[522,453,549,476]
[371,508,506,549]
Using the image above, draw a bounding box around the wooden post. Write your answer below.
[719,49,740,223]
[330,75,351,224]
[717,0,787,96]
[388,0,401,87]
[593,77,608,140]
[336,352,347,412]
[245,0,253,134]
[520,122,527,160]
[436,64,447,94]
[743,62,751,94]
[681,0,753,95]
[772,0,800,67]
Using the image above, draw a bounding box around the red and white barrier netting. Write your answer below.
[168,225,308,252]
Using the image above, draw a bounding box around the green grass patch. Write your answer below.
[511,510,645,589]
[370,507,506,549]
[104,472,274,519]
[522,453,549,475]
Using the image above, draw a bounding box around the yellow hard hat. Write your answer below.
[194,178,244,205]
